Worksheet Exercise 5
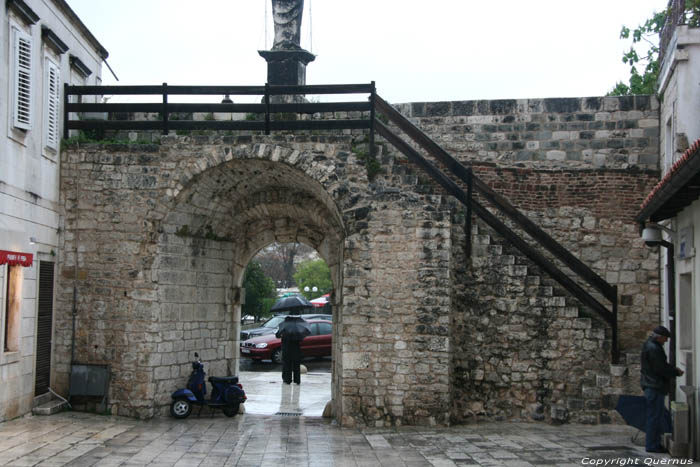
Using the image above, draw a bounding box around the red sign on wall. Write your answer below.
[0,250,33,267]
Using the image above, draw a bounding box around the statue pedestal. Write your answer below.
[258,48,316,88]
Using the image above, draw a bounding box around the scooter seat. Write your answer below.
[208,375,239,384]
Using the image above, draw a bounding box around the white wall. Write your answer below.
[659,24,700,458]
[0,0,104,421]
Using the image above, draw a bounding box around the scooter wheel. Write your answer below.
[222,403,240,417]
[170,398,192,419]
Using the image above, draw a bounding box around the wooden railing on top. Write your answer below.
[63,82,376,140]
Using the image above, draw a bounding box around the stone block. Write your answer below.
[609,365,627,377]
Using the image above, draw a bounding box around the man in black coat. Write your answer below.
[640,325,684,453]
[275,314,310,384]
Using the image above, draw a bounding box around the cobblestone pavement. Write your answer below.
[1,373,694,466]
[0,410,694,467]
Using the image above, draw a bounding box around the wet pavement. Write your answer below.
[0,371,695,466]
[239,357,331,374]
[242,371,330,417]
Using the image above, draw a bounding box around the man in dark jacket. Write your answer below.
[275,314,310,385]
[640,325,684,453]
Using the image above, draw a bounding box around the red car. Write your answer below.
[240,319,332,364]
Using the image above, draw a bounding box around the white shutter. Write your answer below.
[45,60,60,150]
[13,27,33,130]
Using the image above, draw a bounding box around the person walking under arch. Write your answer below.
[276,313,310,384]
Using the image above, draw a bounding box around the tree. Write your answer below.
[293,259,332,300]
[610,1,700,96]
[242,261,276,321]
[253,242,316,287]
[609,9,667,96]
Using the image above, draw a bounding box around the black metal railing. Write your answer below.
[63,82,377,141]
[660,0,686,64]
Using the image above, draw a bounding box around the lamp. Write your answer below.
[221,94,233,104]
[642,223,675,248]
[29,237,37,245]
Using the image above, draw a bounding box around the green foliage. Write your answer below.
[174,224,231,242]
[61,134,156,150]
[609,9,667,95]
[352,139,381,181]
[273,112,298,121]
[242,261,277,320]
[687,0,700,26]
[610,1,700,96]
[293,259,332,300]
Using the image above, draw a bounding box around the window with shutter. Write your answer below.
[13,27,33,130]
[45,59,60,150]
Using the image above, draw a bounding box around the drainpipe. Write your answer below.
[71,286,77,364]
[663,240,677,397]
[71,178,80,365]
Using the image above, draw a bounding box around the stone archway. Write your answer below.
[151,157,346,413]
[57,135,455,424]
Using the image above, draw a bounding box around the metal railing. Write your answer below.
[63,82,376,140]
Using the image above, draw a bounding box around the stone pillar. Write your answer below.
[258,49,315,87]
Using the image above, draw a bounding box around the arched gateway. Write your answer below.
[55,92,661,427]
[56,134,454,425]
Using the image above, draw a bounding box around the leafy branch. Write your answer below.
[610,1,700,96]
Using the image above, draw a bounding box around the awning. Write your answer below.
[0,250,34,267]
[636,138,700,223]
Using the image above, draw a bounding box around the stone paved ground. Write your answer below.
[0,411,695,467]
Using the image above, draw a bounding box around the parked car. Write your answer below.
[240,319,332,364]
[239,314,331,341]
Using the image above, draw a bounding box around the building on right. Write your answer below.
[635,0,700,458]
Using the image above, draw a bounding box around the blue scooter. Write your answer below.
[170,352,246,418]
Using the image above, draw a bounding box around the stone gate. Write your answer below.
[55,95,661,427]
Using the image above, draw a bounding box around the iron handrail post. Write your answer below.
[612,285,619,363]
[63,83,70,139]
[369,81,376,157]
[264,83,271,135]
[162,82,168,135]
[466,167,473,259]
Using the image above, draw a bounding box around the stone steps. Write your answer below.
[32,392,69,416]
[33,399,68,416]
[382,136,634,423]
[469,217,633,424]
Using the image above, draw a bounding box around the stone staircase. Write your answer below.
[32,391,69,416]
[372,124,637,424]
[463,218,636,424]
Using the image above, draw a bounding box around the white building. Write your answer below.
[636,2,700,458]
[0,0,105,421]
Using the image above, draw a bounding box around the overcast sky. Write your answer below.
[66,0,667,104]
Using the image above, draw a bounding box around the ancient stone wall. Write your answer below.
[389,95,661,352]
[57,134,455,424]
[339,192,454,426]
[56,94,661,426]
[150,232,235,412]
[379,95,660,423]
[394,95,658,170]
